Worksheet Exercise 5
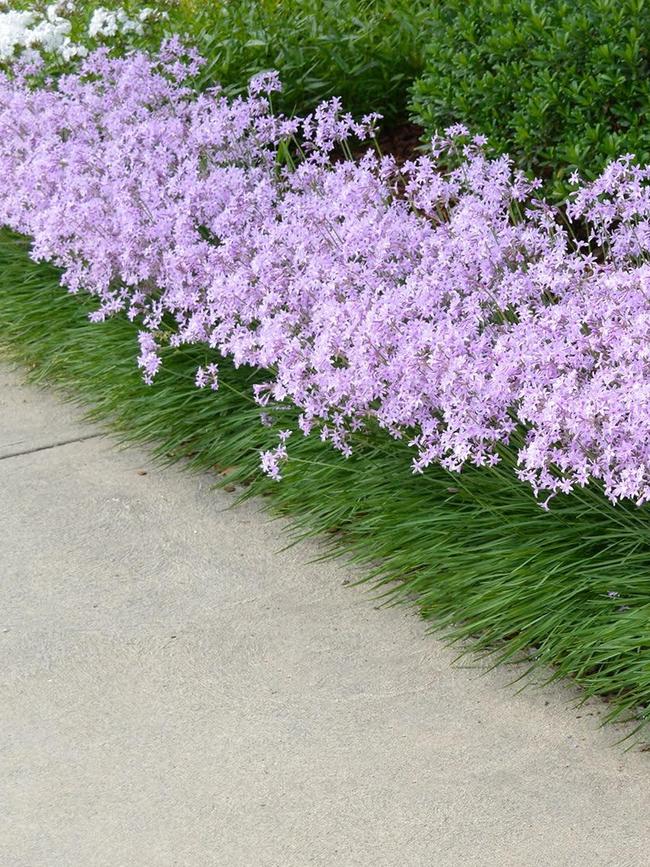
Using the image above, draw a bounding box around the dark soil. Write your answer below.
[374,122,426,164]
[331,122,426,167]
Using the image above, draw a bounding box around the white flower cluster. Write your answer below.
[0,2,161,66]
[0,4,86,62]
[88,6,155,40]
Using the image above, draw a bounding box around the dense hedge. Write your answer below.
[410,0,650,197]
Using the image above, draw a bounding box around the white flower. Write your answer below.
[1,1,151,67]
[89,6,146,39]
[88,7,118,38]
[28,17,71,52]
[59,36,87,61]
[117,7,145,36]
[0,10,36,61]
[46,4,62,23]
[47,1,76,20]
[120,17,144,36]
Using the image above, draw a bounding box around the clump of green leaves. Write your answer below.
[410,0,650,198]
[179,0,431,126]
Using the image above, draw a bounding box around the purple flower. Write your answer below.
[2,46,650,504]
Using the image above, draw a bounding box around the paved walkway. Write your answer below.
[1,364,649,866]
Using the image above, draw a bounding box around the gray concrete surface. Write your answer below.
[1,363,649,867]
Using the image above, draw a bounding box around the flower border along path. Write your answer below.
[2,44,650,740]
[2,231,650,744]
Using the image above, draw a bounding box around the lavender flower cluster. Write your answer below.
[1,44,649,505]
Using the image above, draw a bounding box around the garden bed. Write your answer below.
[2,231,649,743]
[2,2,650,744]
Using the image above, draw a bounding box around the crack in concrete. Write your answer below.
[0,432,103,461]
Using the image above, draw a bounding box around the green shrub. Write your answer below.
[410,0,650,198]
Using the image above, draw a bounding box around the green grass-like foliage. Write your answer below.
[2,229,650,743]
[410,0,650,198]
[186,0,430,125]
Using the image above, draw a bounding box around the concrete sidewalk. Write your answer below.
[1,364,649,867]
